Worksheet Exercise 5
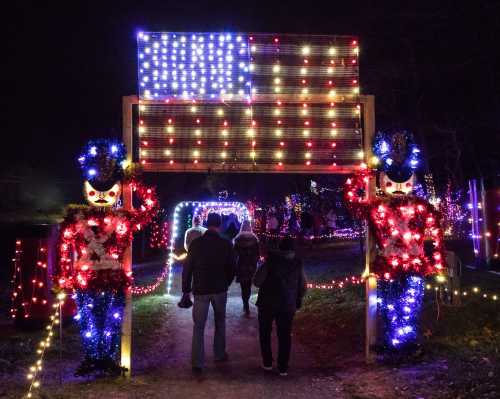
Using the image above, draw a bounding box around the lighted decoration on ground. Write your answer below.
[345,130,445,352]
[57,139,158,376]
[259,227,361,241]
[24,293,65,399]
[166,201,250,294]
[10,240,49,321]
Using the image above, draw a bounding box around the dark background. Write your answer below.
[1,0,499,215]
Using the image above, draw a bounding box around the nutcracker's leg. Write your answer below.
[378,276,424,350]
[74,289,126,375]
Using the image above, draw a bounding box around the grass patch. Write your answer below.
[295,285,365,366]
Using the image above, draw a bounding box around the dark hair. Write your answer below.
[206,212,222,228]
[279,236,295,252]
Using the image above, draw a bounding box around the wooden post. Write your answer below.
[121,96,136,378]
[362,95,377,363]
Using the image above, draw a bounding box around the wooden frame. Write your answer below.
[120,94,377,376]
[122,95,364,175]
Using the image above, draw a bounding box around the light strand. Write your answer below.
[131,268,168,296]
[11,240,49,320]
[259,227,361,241]
[24,293,65,399]
[425,283,499,302]
[307,275,364,290]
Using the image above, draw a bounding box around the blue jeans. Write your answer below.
[192,292,228,368]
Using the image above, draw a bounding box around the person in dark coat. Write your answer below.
[253,236,307,376]
[182,213,236,373]
[233,220,260,317]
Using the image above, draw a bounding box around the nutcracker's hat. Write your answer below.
[78,139,127,191]
[373,129,421,182]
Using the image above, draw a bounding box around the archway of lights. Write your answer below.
[166,201,251,294]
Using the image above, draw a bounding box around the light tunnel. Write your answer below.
[165,201,251,294]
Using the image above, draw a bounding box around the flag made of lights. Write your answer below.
[137,32,363,172]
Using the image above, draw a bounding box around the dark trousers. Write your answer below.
[240,280,252,308]
[258,309,295,372]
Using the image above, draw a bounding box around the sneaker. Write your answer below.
[278,367,288,376]
[262,364,273,371]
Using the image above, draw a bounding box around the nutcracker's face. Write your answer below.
[380,172,415,196]
[84,181,121,207]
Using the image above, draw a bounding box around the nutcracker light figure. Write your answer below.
[345,130,444,352]
[57,139,158,375]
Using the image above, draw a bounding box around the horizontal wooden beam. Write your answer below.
[142,162,357,174]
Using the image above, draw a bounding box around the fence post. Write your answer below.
[362,95,377,363]
[121,95,136,378]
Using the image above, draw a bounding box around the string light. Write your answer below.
[307,275,364,290]
[24,294,65,399]
[10,240,49,320]
[259,227,361,241]
[425,283,500,303]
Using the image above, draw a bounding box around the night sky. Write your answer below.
[2,1,500,201]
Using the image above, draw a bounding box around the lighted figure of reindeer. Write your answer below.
[345,130,444,352]
[57,139,158,375]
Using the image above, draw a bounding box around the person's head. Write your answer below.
[278,236,295,252]
[240,219,253,234]
[193,215,202,227]
[206,212,222,232]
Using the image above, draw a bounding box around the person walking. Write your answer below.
[253,236,307,376]
[184,215,207,252]
[233,220,260,317]
[182,213,236,373]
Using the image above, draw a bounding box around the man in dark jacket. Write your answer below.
[253,236,306,376]
[182,213,236,373]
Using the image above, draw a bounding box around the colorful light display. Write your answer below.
[259,227,361,241]
[136,32,362,172]
[468,179,500,263]
[345,169,444,280]
[166,201,251,294]
[58,138,159,375]
[58,182,159,292]
[345,130,444,351]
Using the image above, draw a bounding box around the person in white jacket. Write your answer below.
[184,216,207,252]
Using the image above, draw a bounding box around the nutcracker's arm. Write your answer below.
[344,169,373,218]
[128,181,159,231]
[57,216,78,289]
[424,204,446,275]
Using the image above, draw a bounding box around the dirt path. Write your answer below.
[128,268,349,399]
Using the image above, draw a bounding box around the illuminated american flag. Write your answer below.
[137,32,362,172]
